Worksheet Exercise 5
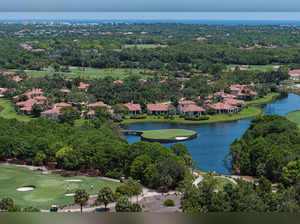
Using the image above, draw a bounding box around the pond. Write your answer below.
[124,94,300,174]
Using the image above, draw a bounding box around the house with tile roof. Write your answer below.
[124,102,142,115]
[147,104,170,115]
[178,100,196,113]
[182,105,206,116]
[208,102,238,114]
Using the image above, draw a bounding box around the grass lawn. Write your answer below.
[25,67,150,79]
[286,110,300,129]
[245,93,280,106]
[0,98,34,122]
[227,64,281,72]
[0,164,120,209]
[141,129,196,141]
[123,106,262,125]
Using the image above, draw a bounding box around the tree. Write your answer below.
[115,197,132,212]
[130,155,152,182]
[58,107,80,126]
[96,187,115,210]
[74,189,89,213]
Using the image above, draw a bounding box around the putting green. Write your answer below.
[141,129,197,142]
[0,164,120,209]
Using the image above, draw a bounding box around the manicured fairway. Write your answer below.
[286,111,300,129]
[0,164,120,209]
[141,129,196,141]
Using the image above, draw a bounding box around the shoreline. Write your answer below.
[122,93,280,125]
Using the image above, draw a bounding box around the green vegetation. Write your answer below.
[26,67,148,79]
[245,93,280,106]
[287,111,300,129]
[0,98,34,122]
[230,115,300,183]
[182,173,300,212]
[163,199,175,207]
[123,106,262,124]
[141,129,196,141]
[0,164,120,209]
[227,64,281,72]
[123,44,167,49]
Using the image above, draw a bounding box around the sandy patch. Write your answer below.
[17,187,35,192]
[175,137,188,140]
[65,193,75,197]
[64,179,83,182]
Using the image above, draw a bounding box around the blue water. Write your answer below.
[124,94,300,174]
[2,12,300,25]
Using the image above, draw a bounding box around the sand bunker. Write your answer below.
[65,193,75,197]
[175,137,188,140]
[64,179,83,182]
[17,186,35,192]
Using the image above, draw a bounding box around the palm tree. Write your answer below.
[74,189,89,213]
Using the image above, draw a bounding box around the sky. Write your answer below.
[1,0,300,12]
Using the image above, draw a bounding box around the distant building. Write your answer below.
[182,105,206,116]
[124,102,141,115]
[289,70,300,81]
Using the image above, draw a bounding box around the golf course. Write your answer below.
[0,164,120,209]
[141,129,197,143]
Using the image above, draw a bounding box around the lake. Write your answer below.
[124,94,300,174]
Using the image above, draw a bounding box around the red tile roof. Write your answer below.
[224,98,245,106]
[113,80,124,84]
[0,88,7,93]
[182,105,206,113]
[78,82,89,89]
[88,101,107,108]
[60,89,71,93]
[124,103,141,111]
[34,96,47,101]
[16,99,37,107]
[147,104,170,112]
[25,88,43,98]
[41,107,61,115]
[12,76,23,82]
[179,100,196,105]
[289,70,300,75]
[208,102,237,111]
[20,106,33,111]
[87,110,96,116]
[139,79,147,83]
[54,102,72,108]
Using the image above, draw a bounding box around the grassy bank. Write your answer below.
[0,164,120,209]
[286,110,300,129]
[245,93,280,106]
[0,98,34,122]
[122,106,262,125]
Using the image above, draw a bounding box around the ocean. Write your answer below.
[1,11,300,25]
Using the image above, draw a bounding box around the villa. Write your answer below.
[88,101,108,108]
[208,102,238,114]
[230,84,257,99]
[124,102,142,115]
[289,70,300,81]
[178,100,196,113]
[41,107,62,120]
[182,105,206,116]
[25,88,44,99]
[147,104,170,115]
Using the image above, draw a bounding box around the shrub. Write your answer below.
[184,115,210,121]
[163,199,175,207]
[130,115,147,119]
[0,198,14,210]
